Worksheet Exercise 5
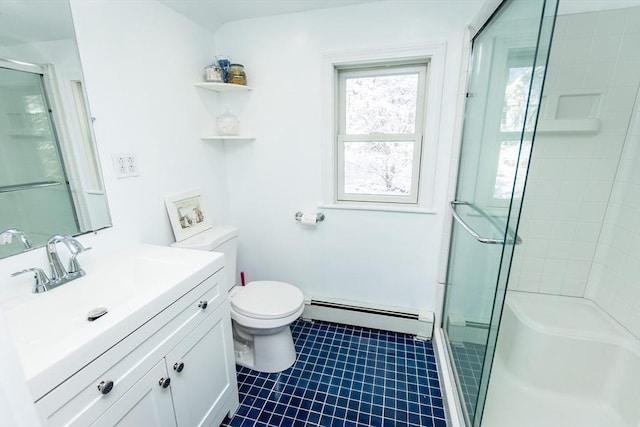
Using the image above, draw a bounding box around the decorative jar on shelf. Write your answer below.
[228,64,247,85]
[204,64,223,82]
[216,107,239,136]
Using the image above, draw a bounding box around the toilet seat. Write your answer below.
[231,281,304,320]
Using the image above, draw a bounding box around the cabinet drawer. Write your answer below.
[36,270,224,426]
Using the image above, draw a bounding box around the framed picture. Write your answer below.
[164,189,211,242]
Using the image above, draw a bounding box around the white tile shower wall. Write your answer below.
[585,86,640,340]
[509,7,640,297]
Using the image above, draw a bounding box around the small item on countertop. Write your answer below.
[87,307,108,321]
[204,63,223,82]
[228,64,247,85]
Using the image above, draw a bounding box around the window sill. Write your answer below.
[318,203,436,214]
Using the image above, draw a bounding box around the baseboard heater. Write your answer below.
[303,297,434,340]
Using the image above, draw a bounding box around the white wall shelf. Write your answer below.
[537,118,601,134]
[195,82,252,92]
[201,136,255,141]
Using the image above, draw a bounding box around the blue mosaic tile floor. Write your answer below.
[221,319,447,427]
[449,342,484,419]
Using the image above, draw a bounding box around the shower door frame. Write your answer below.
[434,0,559,426]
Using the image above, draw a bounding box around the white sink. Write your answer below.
[1,244,224,399]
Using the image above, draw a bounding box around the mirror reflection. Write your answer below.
[0,0,111,258]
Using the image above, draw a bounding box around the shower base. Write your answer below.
[482,291,639,427]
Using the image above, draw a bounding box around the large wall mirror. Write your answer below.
[0,0,112,259]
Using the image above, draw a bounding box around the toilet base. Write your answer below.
[233,325,297,373]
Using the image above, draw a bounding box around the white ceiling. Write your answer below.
[157,0,386,33]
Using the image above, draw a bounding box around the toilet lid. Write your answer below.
[231,281,304,320]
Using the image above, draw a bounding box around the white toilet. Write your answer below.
[172,225,305,373]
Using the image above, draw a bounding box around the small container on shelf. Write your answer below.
[216,56,231,82]
[228,64,247,86]
[204,64,223,82]
[216,107,239,136]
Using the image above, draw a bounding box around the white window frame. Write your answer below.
[336,63,428,204]
[320,43,447,214]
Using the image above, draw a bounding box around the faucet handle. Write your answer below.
[11,268,50,293]
[66,239,91,275]
[68,250,91,275]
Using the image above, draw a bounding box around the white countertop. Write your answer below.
[0,244,224,400]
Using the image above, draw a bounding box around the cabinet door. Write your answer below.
[166,303,238,427]
[91,360,176,427]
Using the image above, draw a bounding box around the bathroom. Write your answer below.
[0,0,638,426]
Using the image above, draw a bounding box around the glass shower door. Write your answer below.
[0,65,79,255]
[442,0,557,425]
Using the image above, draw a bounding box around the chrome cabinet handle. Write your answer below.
[449,201,522,245]
[198,300,208,310]
[173,362,184,373]
[159,377,171,389]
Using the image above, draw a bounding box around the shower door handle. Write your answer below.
[449,201,522,245]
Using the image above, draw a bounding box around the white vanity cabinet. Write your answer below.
[33,266,239,427]
[91,359,176,427]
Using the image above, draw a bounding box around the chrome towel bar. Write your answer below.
[449,201,522,245]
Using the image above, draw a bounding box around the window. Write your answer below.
[492,57,543,202]
[336,62,428,204]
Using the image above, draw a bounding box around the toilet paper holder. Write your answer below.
[295,211,325,224]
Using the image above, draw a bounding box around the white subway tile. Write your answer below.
[579,201,608,222]
[556,63,587,90]
[569,240,597,261]
[555,201,582,221]
[551,220,578,240]
[566,13,597,39]
[548,240,573,259]
[565,260,592,281]
[574,221,604,242]
[543,258,568,278]
[564,158,593,181]
[582,180,613,202]
[561,278,587,297]
[589,35,622,63]
[539,278,565,295]
[611,61,640,87]
[618,32,640,61]
[605,86,640,112]
[583,61,615,88]
[594,10,627,37]
[563,37,593,65]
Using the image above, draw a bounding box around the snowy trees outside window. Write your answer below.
[336,63,427,204]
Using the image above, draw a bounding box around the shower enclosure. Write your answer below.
[441,0,640,425]
[0,61,80,256]
[440,0,557,425]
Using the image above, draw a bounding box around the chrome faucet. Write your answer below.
[1,228,33,249]
[11,234,91,293]
[45,235,91,283]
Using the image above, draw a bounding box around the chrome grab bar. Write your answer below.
[449,201,522,245]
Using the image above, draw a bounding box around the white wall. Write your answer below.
[509,7,640,296]
[0,0,228,411]
[586,86,640,339]
[214,1,481,312]
[0,0,230,295]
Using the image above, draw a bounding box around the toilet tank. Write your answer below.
[171,225,238,291]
